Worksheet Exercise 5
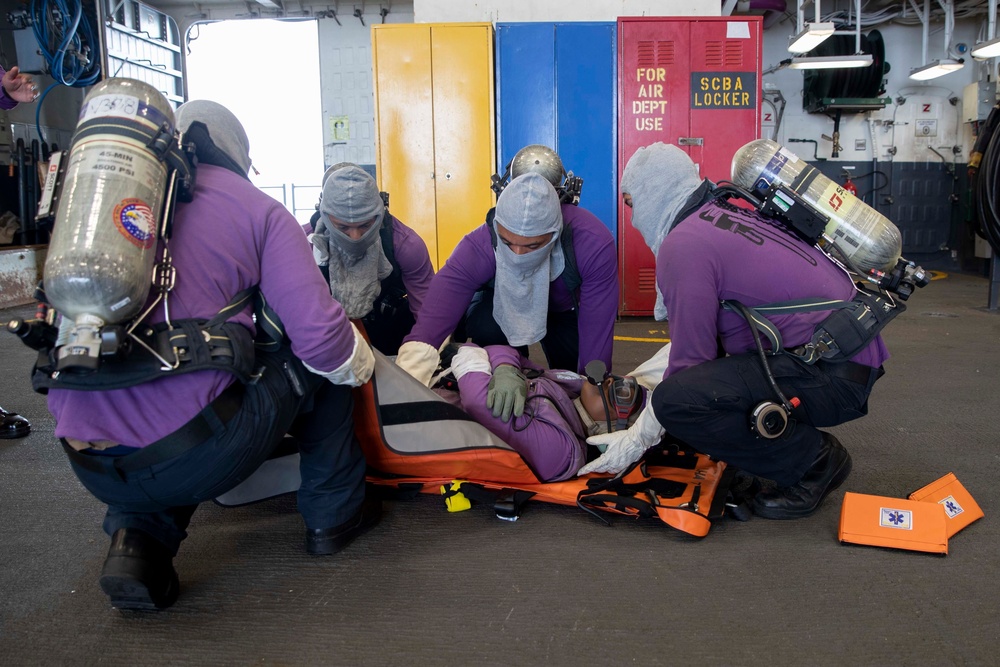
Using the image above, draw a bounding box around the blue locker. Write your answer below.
[496,22,618,239]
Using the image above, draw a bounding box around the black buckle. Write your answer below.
[494,492,520,522]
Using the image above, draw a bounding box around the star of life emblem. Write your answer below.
[880,507,913,530]
[939,495,964,519]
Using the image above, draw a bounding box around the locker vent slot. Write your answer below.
[637,40,676,67]
[638,268,657,293]
[705,41,744,67]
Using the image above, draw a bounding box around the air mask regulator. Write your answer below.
[584,360,641,432]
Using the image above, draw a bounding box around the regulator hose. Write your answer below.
[971,103,1000,255]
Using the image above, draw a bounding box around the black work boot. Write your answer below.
[306,497,383,556]
[752,433,852,520]
[0,406,30,439]
[99,528,180,611]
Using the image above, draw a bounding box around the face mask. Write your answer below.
[494,233,558,277]
[327,213,383,264]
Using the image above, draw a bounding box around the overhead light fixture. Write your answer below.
[971,37,1000,59]
[788,22,837,53]
[788,54,873,70]
[909,58,965,80]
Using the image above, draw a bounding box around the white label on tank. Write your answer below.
[778,147,799,163]
[109,297,132,312]
[71,139,167,192]
[82,94,142,121]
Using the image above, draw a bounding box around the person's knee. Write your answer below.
[650,375,688,422]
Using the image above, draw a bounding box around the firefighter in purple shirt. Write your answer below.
[46,100,380,611]
[396,163,617,427]
[581,143,887,521]
[0,64,38,439]
[308,164,434,355]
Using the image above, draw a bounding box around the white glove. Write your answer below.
[303,322,374,387]
[626,342,672,391]
[395,340,440,387]
[577,401,665,476]
[451,345,490,379]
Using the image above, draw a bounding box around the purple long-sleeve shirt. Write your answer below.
[404,204,618,373]
[455,345,587,482]
[48,165,357,448]
[386,214,434,317]
[0,66,18,110]
[659,201,889,380]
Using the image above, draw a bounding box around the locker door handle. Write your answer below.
[678,137,704,146]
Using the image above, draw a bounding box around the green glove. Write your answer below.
[486,364,528,423]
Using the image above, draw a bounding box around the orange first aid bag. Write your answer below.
[908,473,984,538]
[839,492,948,555]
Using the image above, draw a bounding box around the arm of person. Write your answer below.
[0,66,38,108]
[658,236,724,380]
[392,218,435,318]
[454,345,583,482]
[572,219,618,374]
[258,201,372,386]
[396,227,495,385]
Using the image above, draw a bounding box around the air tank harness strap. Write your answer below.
[723,287,904,365]
[31,289,260,393]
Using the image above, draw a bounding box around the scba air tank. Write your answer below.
[731,138,902,273]
[44,79,175,337]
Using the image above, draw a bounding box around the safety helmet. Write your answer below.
[510,144,566,188]
[492,145,583,205]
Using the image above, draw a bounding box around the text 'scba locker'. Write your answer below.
[618,17,762,315]
[496,22,618,239]
[372,23,496,269]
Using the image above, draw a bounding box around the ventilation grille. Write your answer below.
[637,40,676,67]
[704,41,743,67]
[638,268,657,293]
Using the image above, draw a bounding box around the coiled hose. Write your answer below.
[971,103,1000,255]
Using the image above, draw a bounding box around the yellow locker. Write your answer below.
[372,23,496,270]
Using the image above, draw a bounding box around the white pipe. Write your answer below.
[855,0,862,54]
[989,0,997,41]
[937,0,954,53]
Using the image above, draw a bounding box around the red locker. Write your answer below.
[618,17,762,316]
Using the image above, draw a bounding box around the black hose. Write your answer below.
[972,104,1000,255]
[731,301,794,413]
[855,170,890,201]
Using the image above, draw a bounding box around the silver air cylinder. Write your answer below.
[43,78,176,369]
[731,138,902,273]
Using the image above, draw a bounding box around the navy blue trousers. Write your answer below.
[651,353,880,486]
[65,348,366,555]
